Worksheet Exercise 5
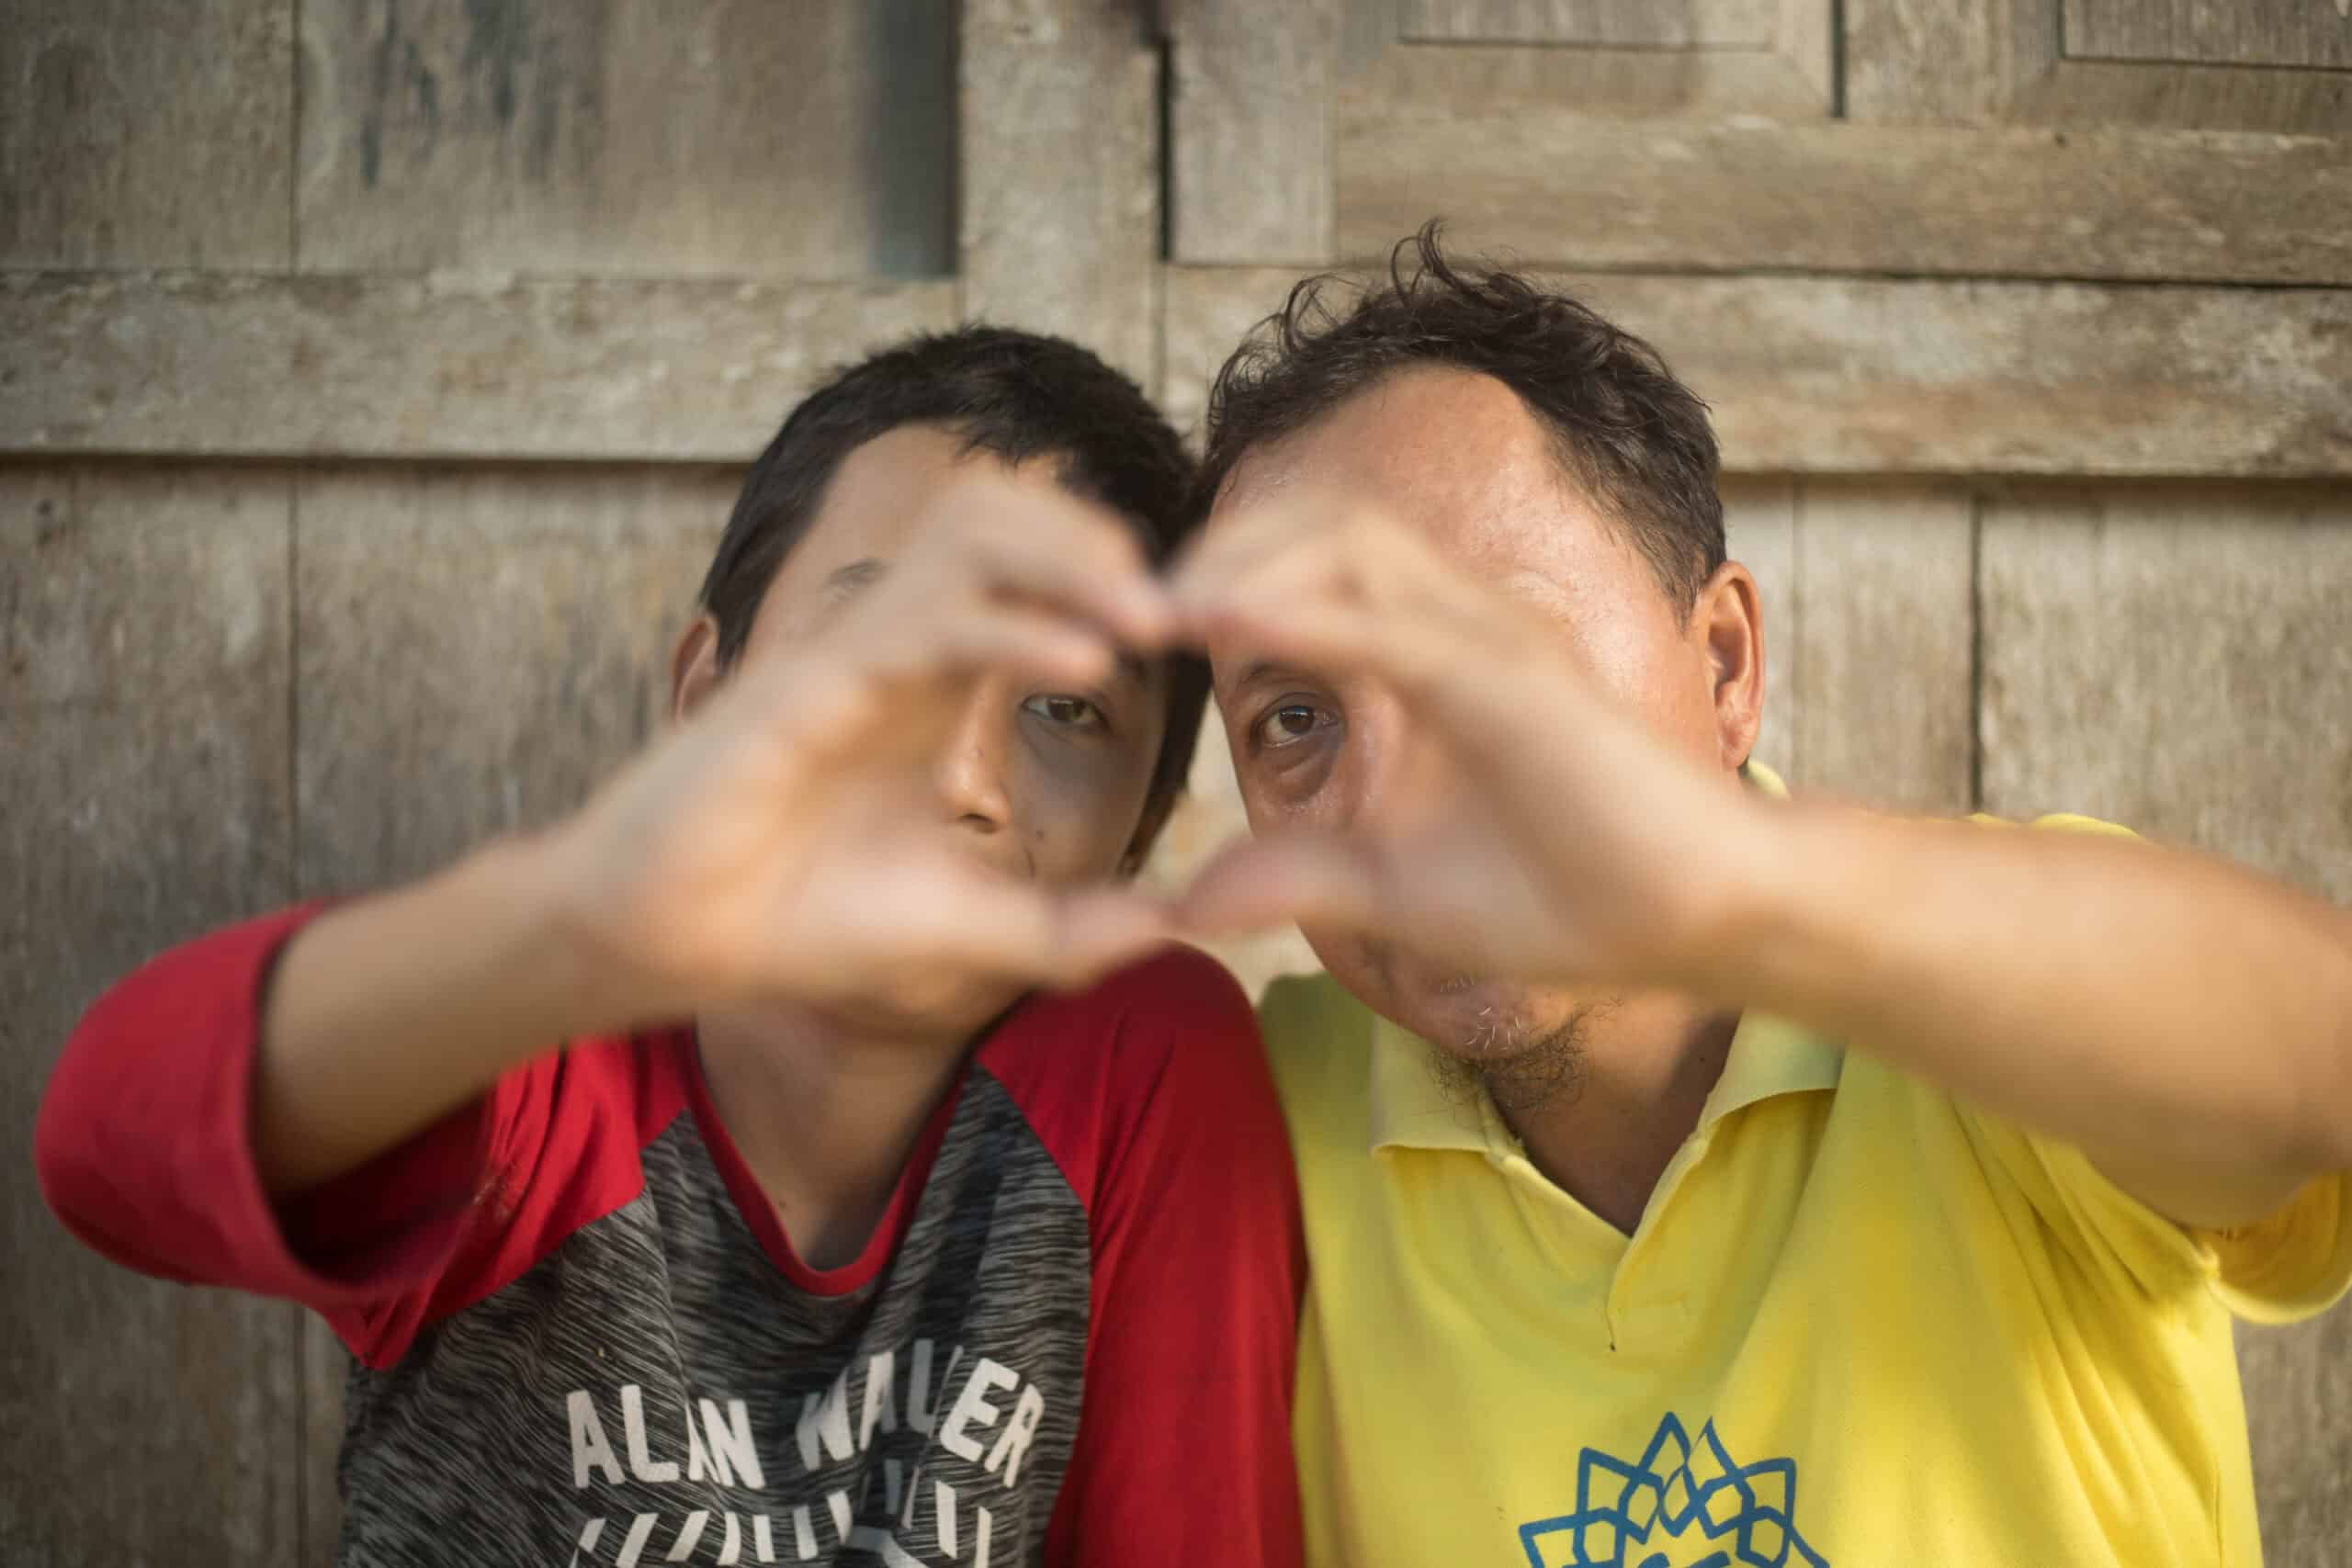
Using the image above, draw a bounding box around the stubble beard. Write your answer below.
[1428,988,1615,1114]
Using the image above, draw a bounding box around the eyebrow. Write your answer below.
[1225,659,1286,694]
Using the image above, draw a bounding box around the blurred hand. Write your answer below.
[542,474,1180,1017]
[1168,494,1761,992]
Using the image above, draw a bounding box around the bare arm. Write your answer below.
[250,836,623,1192]
[1715,802,2352,1229]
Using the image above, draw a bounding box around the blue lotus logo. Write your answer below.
[1518,1414,1827,1568]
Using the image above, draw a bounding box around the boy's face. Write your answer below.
[687,423,1171,1037]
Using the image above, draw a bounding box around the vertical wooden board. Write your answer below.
[1170,0,1337,265]
[2063,0,2352,70]
[1161,265,1314,446]
[299,0,956,277]
[294,466,736,895]
[2238,1314,2352,1568]
[1792,483,1976,812]
[1400,0,1780,47]
[1722,479,1799,784]
[1843,0,2060,122]
[959,0,1160,388]
[303,1310,348,1559]
[0,0,294,267]
[1979,486,2352,900]
[0,467,302,1564]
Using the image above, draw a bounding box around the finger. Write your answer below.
[1171,829,1388,941]
[1166,496,1328,614]
[864,598,1119,694]
[933,480,1174,649]
[901,875,1178,992]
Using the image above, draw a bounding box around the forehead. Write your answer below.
[1218,365,1635,601]
[786,422,989,575]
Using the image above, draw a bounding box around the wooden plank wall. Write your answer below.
[5,1,2350,1563]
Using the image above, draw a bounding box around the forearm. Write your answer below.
[1709,801,2352,1226]
[254,831,648,1193]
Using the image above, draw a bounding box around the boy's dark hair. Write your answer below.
[700,326,1207,839]
[1200,221,1725,612]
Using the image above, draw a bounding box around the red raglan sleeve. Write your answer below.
[33,902,646,1369]
[1012,947,1306,1568]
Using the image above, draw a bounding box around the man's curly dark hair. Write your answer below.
[1199,220,1725,611]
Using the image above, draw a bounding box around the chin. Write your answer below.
[841,976,1026,1045]
[1309,930,1582,1062]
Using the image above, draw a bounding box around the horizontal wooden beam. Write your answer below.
[1164,265,2352,476]
[1337,110,2352,287]
[1,272,958,461]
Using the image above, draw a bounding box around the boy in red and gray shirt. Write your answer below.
[38,329,1303,1568]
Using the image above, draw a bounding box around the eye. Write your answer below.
[1023,693,1109,733]
[1251,701,1332,751]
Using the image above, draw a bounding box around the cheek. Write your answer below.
[1016,743,1157,880]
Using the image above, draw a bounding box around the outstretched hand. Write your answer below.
[546,474,1183,1018]
[1165,493,1763,994]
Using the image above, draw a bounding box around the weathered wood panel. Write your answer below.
[1792,484,1976,812]
[1161,265,2352,478]
[303,1310,347,1562]
[0,272,958,461]
[1399,0,1781,46]
[2064,0,2352,70]
[1340,34,1830,118]
[1845,0,2352,132]
[1169,0,1336,265]
[1977,484,2352,1566]
[1161,265,1301,444]
[2008,59,2352,135]
[294,466,734,893]
[298,0,955,277]
[0,466,303,1564]
[959,0,1159,387]
[1337,109,2352,284]
[1842,0,2057,122]
[0,0,294,268]
[2239,1313,2352,1568]
[1978,486,2352,900]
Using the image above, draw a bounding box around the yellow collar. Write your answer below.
[1366,757,1841,1157]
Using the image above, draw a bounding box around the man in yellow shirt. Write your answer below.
[1167,227,2352,1566]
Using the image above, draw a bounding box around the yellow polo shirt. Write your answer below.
[1262,808,2351,1567]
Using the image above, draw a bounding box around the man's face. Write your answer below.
[710,423,1170,1033]
[1207,367,1734,1077]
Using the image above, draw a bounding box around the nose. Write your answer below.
[933,683,1014,835]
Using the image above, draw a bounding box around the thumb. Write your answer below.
[914,874,1178,993]
[1172,829,1389,940]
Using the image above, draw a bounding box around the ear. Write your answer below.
[1690,561,1764,773]
[1116,788,1182,880]
[671,613,726,727]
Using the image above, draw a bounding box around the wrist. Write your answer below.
[1648,788,1811,1004]
[475,827,688,1035]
